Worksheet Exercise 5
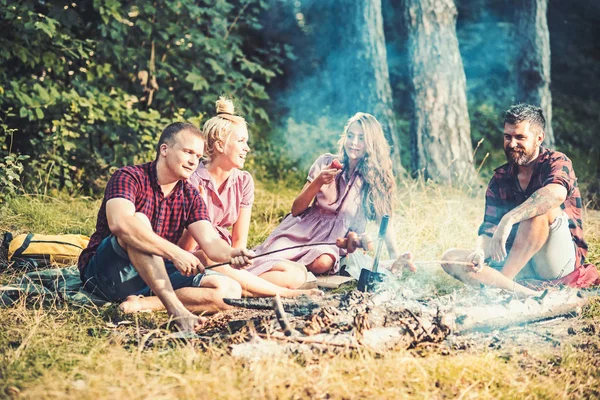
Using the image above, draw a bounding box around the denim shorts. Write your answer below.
[81,235,210,302]
[487,212,577,280]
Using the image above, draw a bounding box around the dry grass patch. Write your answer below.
[0,181,599,399]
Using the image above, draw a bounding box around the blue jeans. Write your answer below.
[81,235,208,302]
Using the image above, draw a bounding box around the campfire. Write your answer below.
[186,283,589,360]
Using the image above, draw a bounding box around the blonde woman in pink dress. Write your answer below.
[247,112,413,277]
[178,97,315,297]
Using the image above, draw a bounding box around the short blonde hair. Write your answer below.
[202,96,246,160]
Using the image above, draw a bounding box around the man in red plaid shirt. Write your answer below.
[442,104,598,296]
[79,122,253,332]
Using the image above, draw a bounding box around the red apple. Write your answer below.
[330,159,343,170]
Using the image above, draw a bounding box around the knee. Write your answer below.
[282,264,308,289]
[546,207,564,225]
[212,276,242,300]
[522,207,562,228]
[440,248,463,274]
[308,256,334,275]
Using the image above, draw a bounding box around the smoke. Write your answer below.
[260,0,403,171]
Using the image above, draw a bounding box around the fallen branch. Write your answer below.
[457,297,588,334]
[257,333,359,349]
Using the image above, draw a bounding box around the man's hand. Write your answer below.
[390,252,416,274]
[489,217,513,262]
[230,248,255,269]
[172,248,205,276]
[466,248,485,273]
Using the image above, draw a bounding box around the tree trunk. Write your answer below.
[404,0,475,183]
[320,0,403,175]
[515,0,554,148]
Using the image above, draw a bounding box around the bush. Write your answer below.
[0,0,291,194]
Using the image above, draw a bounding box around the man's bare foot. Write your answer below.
[118,295,149,314]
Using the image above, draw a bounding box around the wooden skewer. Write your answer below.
[205,242,337,269]
[412,260,479,266]
[207,243,481,270]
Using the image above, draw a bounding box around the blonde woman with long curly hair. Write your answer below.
[247,112,410,277]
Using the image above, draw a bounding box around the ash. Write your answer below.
[196,281,588,361]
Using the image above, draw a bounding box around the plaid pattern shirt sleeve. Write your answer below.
[541,153,576,195]
[185,189,210,227]
[105,168,140,204]
[478,175,503,238]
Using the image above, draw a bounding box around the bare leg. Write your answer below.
[119,243,205,330]
[211,265,320,298]
[191,249,318,297]
[259,261,307,289]
[441,249,540,297]
[307,254,336,275]
[500,208,561,279]
[440,208,563,297]
[119,275,242,314]
[117,213,215,331]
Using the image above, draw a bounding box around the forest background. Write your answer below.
[0,0,599,202]
[2,2,600,398]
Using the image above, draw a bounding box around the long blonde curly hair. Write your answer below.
[337,112,396,221]
[202,96,246,160]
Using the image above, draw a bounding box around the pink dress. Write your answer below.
[247,153,368,275]
[188,162,254,245]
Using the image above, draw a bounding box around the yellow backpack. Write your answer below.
[5,233,90,269]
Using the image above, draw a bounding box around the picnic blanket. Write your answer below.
[0,265,109,308]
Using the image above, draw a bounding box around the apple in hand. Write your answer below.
[330,159,343,170]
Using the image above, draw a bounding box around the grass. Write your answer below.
[1,179,599,399]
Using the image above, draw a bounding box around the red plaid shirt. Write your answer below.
[478,147,588,268]
[78,160,209,271]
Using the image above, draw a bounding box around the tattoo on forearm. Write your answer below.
[507,187,560,223]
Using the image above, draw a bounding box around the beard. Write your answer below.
[504,146,537,166]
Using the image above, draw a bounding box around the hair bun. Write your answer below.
[215,96,235,115]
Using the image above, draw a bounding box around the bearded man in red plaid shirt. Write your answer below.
[79,122,254,332]
[442,104,598,296]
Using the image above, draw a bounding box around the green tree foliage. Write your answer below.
[0,0,290,193]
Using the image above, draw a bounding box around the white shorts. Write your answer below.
[487,212,576,280]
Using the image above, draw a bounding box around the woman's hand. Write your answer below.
[390,252,416,274]
[230,248,255,269]
[314,168,340,186]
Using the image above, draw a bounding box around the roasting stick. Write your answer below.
[204,239,479,270]
[413,260,480,266]
[205,242,337,269]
